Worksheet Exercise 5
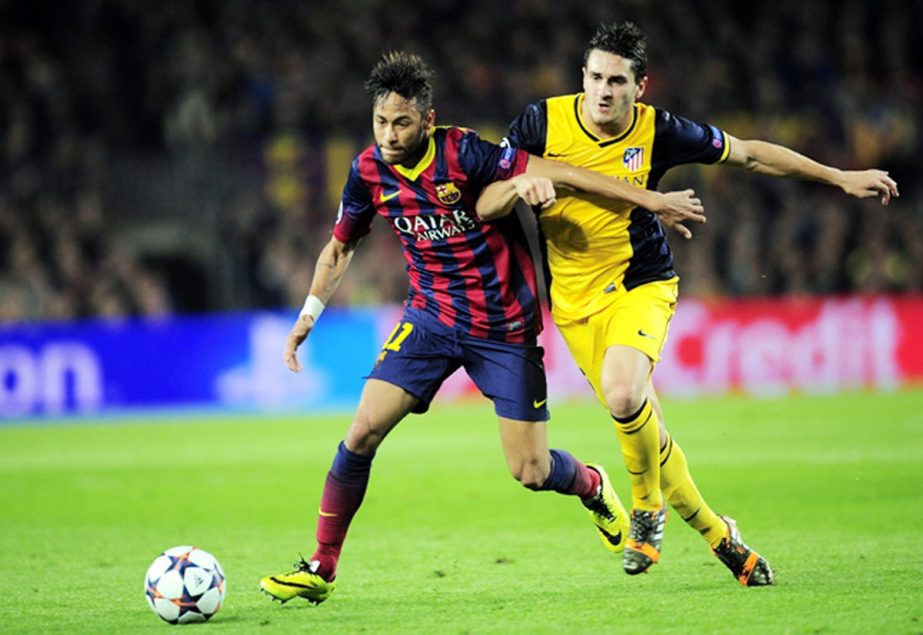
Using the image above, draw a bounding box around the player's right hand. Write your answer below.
[283,315,315,373]
[653,189,706,240]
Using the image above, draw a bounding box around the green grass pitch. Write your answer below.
[1,390,922,633]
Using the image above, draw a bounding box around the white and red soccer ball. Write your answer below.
[144,546,226,624]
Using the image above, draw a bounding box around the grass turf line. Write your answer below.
[1,390,921,633]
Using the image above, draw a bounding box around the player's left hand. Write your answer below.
[652,189,706,240]
[838,169,899,205]
[513,175,557,210]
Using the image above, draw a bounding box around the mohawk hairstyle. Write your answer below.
[365,51,434,114]
[584,22,648,81]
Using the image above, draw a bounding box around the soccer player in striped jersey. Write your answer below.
[478,22,898,586]
[259,51,706,605]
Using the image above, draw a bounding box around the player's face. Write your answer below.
[372,92,435,166]
[581,49,647,136]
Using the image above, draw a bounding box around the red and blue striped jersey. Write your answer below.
[333,126,540,343]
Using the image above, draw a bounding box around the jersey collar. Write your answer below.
[575,95,639,147]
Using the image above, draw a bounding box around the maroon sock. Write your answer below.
[576,463,602,498]
[311,442,372,580]
[535,449,601,498]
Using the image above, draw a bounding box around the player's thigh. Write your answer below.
[604,277,678,367]
[462,337,549,422]
[346,378,419,454]
[602,278,678,408]
[558,278,677,404]
[346,379,419,455]
[600,345,653,413]
[367,313,460,416]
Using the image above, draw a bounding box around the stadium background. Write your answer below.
[1,0,922,417]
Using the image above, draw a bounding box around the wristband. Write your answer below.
[299,294,325,321]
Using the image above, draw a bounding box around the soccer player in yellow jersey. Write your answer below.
[477,22,898,586]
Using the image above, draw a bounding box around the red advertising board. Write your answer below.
[437,295,923,402]
[657,296,923,396]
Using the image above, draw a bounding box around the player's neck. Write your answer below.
[399,131,431,169]
[589,116,631,139]
[581,101,632,139]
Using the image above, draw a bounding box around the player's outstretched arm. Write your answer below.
[284,236,360,373]
[477,155,706,238]
[725,136,900,205]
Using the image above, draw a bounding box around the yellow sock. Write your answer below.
[659,434,726,547]
[612,399,663,511]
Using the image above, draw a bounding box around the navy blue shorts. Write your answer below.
[366,308,549,422]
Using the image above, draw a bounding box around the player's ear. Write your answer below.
[635,76,648,99]
[424,109,436,130]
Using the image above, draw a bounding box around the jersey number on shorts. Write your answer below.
[377,321,414,362]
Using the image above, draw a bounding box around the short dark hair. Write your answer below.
[584,22,648,81]
[364,51,434,114]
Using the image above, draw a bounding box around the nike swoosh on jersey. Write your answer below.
[318,509,338,518]
[533,398,548,409]
[638,329,657,340]
[379,189,401,203]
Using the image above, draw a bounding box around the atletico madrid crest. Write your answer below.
[436,182,462,205]
[623,147,644,172]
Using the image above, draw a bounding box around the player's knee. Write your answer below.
[602,381,645,419]
[345,416,386,455]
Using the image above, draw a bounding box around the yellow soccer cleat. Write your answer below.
[259,558,336,605]
[582,464,630,553]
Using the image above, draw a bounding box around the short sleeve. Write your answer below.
[651,108,730,169]
[455,128,529,188]
[504,100,548,156]
[332,158,375,243]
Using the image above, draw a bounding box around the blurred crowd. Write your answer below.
[1,0,921,322]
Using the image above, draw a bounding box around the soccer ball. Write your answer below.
[144,546,226,624]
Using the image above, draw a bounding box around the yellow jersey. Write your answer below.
[505,95,729,321]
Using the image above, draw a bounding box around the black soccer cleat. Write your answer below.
[712,515,774,586]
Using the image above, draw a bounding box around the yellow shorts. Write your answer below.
[555,277,679,404]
